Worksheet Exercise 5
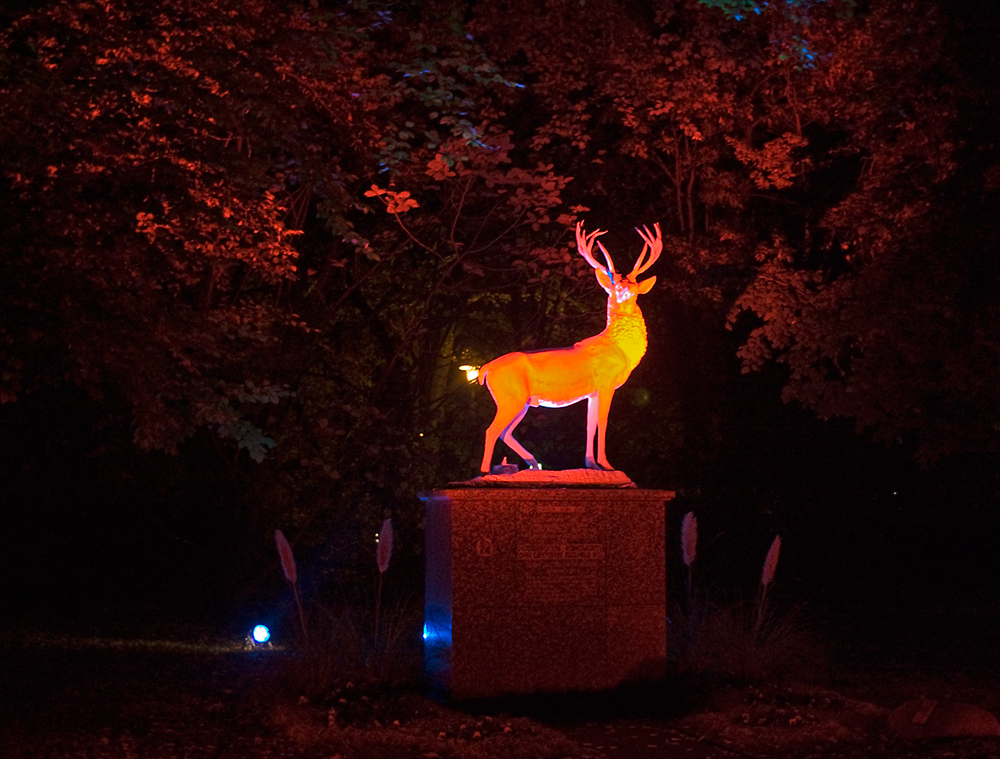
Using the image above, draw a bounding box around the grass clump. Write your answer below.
[272,519,424,699]
[670,513,819,684]
[670,599,817,683]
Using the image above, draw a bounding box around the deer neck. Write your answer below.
[604,300,648,368]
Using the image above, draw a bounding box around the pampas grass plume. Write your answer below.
[275,529,297,585]
[374,517,394,660]
[761,535,781,587]
[376,518,393,574]
[275,528,308,647]
[681,512,698,568]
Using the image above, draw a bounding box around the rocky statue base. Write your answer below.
[421,474,674,700]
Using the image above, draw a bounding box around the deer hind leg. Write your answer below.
[481,401,538,472]
[500,403,540,470]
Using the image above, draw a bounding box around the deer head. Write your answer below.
[575,221,661,306]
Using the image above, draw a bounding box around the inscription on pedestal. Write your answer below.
[515,499,607,605]
[521,559,603,605]
[516,544,605,560]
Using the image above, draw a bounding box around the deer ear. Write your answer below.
[637,276,657,294]
[595,268,614,293]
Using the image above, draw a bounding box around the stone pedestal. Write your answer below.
[421,479,674,700]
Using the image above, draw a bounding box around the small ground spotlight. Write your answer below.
[250,624,271,645]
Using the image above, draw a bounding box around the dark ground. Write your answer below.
[2,609,999,759]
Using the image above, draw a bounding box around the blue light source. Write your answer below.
[251,624,271,644]
[422,621,452,646]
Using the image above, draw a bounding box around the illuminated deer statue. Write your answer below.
[478,221,661,473]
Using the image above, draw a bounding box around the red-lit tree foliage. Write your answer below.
[0,0,586,556]
[469,0,999,463]
[1,0,376,459]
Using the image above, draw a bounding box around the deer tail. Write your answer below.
[477,362,490,385]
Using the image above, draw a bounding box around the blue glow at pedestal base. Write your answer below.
[423,490,454,693]
[423,611,453,690]
[422,621,452,646]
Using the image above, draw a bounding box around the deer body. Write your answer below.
[478,222,660,473]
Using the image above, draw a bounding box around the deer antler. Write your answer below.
[575,221,616,278]
[629,223,662,279]
[596,239,618,280]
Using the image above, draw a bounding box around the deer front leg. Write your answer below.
[595,389,615,470]
[585,390,615,471]
[584,392,599,468]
